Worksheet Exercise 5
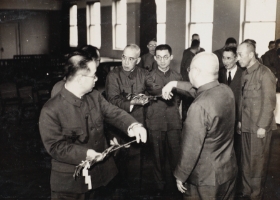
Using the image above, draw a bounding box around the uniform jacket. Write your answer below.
[139,53,157,72]
[39,87,137,193]
[146,68,182,131]
[262,48,279,78]
[213,48,224,69]
[174,81,237,186]
[105,66,161,124]
[239,61,277,133]
[180,49,195,81]
[219,66,243,121]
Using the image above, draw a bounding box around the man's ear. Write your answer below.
[136,57,141,64]
[170,55,174,60]
[249,52,254,59]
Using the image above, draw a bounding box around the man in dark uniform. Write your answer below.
[138,39,157,72]
[105,44,161,196]
[146,44,182,195]
[237,41,277,199]
[39,51,147,199]
[162,52,237,199]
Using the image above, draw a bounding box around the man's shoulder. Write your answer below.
[107,66,122,77]
[264,48,276,56]
[170,69,182,78]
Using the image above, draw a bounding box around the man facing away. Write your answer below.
[146,44,182,196]
[237,41,277,199]
[139,38,158,72]
[39,50,147,199]
[213,37,237,69]
[162,52,237,199]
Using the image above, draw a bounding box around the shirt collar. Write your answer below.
[156,67,171,76]
[60,86,83,107]
[121,66,138,79]
[196,80,219,96]
[246,61,259,74]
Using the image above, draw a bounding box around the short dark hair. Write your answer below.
[225,37,237,45]
[223,46,237,56]
[269,41,275,46]
[275,39,280,48]
[192,33,199,39]
[80,45,99,60]
[148,38,157,43]
[155,44,172,55]
[64,50,94,80]
[191,39,200,49]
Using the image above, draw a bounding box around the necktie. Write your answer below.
[228,71,232,85]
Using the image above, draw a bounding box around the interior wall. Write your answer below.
[166,0,186,73]
[212,0,241,51]
[276,0,280,39]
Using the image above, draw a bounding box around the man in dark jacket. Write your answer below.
[39,51,147,199]
[105,44,161,195]
[162,52,237,199]
[237,41,277,199]
[138,38,157,72]
[146,44,182,194]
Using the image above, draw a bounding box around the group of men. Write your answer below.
[38,35,278,200]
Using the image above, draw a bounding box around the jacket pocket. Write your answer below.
[62,127,84,143]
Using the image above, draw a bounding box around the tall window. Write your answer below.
[155,0,166,45]
[112,0,127,50]
[240,0,277,56]
[185,0,214,51]
[87,2,101,49]
[69,4,78,47]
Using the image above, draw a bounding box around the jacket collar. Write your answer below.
[60,86,83,107]
[246,61,259,74]
[121,66,138,79]
[156,67,171,77]
[196,80,219,97]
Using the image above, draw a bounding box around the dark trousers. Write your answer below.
[241,131,272,199]
[148,129,181,190]
[234,133,243,195]
[183,178,236,200]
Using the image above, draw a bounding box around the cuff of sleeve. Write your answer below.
[127,122,143,137]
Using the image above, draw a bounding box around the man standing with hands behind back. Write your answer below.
[161,52,237,199]
[237,41,277,199]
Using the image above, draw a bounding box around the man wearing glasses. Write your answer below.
[139,38,158,72]
[146,44,182,197]
[39,50,147,199]
[105,44,161,196]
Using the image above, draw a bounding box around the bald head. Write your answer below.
[191,52,219,74]
[189,52,219,87]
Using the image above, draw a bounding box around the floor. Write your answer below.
[0,103,280,199]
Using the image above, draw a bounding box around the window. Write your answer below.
[87,2,101,49]
[155,0,166,45]
[185,0,214,51]
[69,4,78,47]
[112,0,127,50]
[240,0,277,56]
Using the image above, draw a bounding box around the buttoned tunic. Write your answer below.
[39,87,136,193]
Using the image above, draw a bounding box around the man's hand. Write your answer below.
[162,81,177,100]
[257,128,266,138]
[237,122,242,135]
[128,123,147,143]
[176,179,187,193]
[86,149,105,163]
[130,94,149,106]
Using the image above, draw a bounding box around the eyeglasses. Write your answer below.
[122,55,138,62]
[148,44,157,47]
[155,55,170,61]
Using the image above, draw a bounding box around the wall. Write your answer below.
[276,0,280,39]
[212,0,241,51]
[166,0,186,73]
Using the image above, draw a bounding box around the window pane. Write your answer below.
[89,25,101,49]
[69,26,78,47]
[155,0,166,23]
[90,3,101,24]
[69,5,77,25]
[190,23,213,52]
[246,0,277,21]
[115,24,127,49]
[157,24,166,45]
[191,0,213,22]
[116,0,127,24]
[244,22,275,56]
